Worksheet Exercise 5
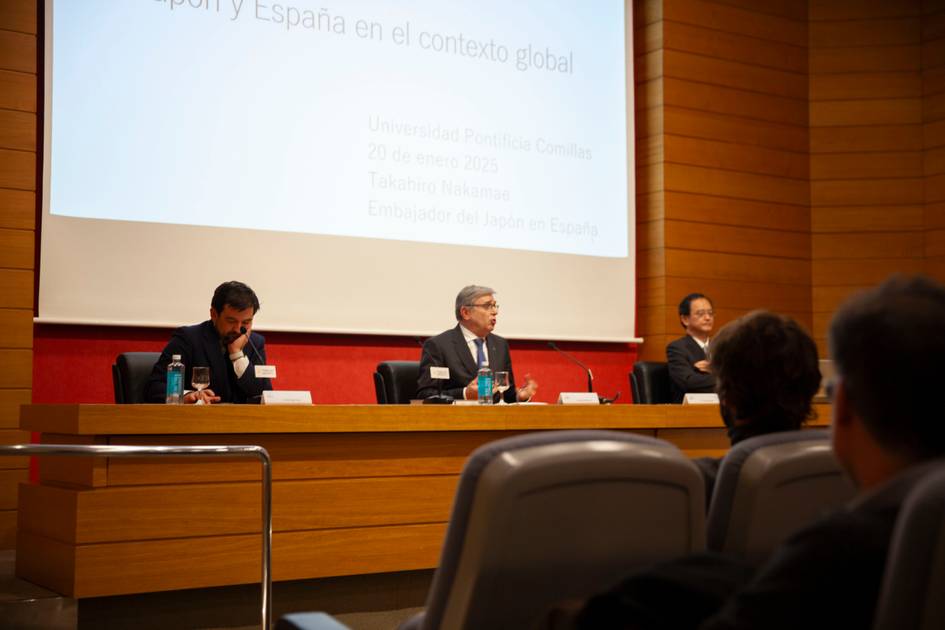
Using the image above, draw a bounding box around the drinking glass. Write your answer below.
[494,371,510,404]
[192,367,210,404]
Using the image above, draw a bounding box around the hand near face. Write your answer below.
[227,329,249,355]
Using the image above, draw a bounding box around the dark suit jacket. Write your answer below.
[417,325,517,403]
[145,320,272,404]
[667,335,716,403]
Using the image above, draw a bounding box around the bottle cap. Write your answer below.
[172,354,181,360]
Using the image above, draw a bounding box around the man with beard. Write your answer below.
[145,281,272,404]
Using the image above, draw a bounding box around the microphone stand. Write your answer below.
[548,341,620,404]
[240,327,265,363]
[548,341,593,392]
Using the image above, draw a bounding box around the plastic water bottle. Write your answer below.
[165,354,184,404]
[477,362,493,405]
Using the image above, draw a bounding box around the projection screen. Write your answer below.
[39,0,637,342]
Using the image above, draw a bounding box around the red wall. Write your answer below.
[32,324,639,405]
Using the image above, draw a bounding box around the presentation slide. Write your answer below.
[40,0,636,341]
[49,0,628,258]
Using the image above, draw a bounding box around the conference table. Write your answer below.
[16,403,832,598]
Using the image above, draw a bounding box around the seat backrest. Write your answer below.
[630,361,671,404]
[874,464,945,630]
[372,371,388,404]
[375,361,420,404]
[410,430,706,630]
[113,352,161,404]
[706,429,856,563]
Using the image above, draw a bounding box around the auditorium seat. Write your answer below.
[706,430,856,563]
[112,352,161,403]
[399,430,705,630]
[277,430,705,630]
[629,361,671,404]
[873,464,945,630]
[373,361,420,404]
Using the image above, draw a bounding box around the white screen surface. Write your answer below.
[40,0,637,341]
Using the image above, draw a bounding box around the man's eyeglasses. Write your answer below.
[467,302,499,312]
[692,309,715,318]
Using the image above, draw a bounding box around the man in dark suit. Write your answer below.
[146,281,272,404]
[667,292,716,403]
[417,285,538,402]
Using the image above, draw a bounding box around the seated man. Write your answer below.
[146,281,272,404]
[544,275,945,630]
[692,310,821,505]
[417,285,538,402]
[667,293,716,403]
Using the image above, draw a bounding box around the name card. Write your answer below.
[430,366,450,380]
[683,393,720,405]
[262,390,312,405]
[255,365,277,378]
[557,392,600,405]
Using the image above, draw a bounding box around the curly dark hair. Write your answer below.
[711,310,821,433]
[211,281,260,314]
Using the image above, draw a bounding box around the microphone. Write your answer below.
[548,341,593,393]
[239,326,265,363]
[599,391,621,405]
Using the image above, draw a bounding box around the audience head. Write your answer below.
[711,310,820,434]
[455,285,498,337]
[829,275,945,465]
[678,293,714,338]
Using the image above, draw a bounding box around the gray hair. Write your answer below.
[455,285,495,321]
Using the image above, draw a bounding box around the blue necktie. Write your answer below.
[474,338,486,368]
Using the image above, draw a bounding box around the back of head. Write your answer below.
[712,310,820,433]
[829,275,945,461]
[211,281,260,314]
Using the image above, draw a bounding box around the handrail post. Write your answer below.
[0,443,273,630]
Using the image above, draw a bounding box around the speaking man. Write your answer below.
[145,281,272,404]
[667,292,716,403]
[417,285,538,403]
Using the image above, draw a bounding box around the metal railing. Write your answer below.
[0,443,273,630]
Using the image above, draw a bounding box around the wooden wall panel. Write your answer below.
[810,45,920,74]
[662,0,807,46]
[664,106,807,152]
[0,0,37,550]
[925,1,945,281]
[810,72,922,100]
[810,18,921,48]
[635,0,810,364]
[662,21,806,73]
[812,205,924,232]
[809,1,928,352]
[810,124,923,153]
[0,188,33,229]
[663,78,808,126]
[809,0,921,21]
